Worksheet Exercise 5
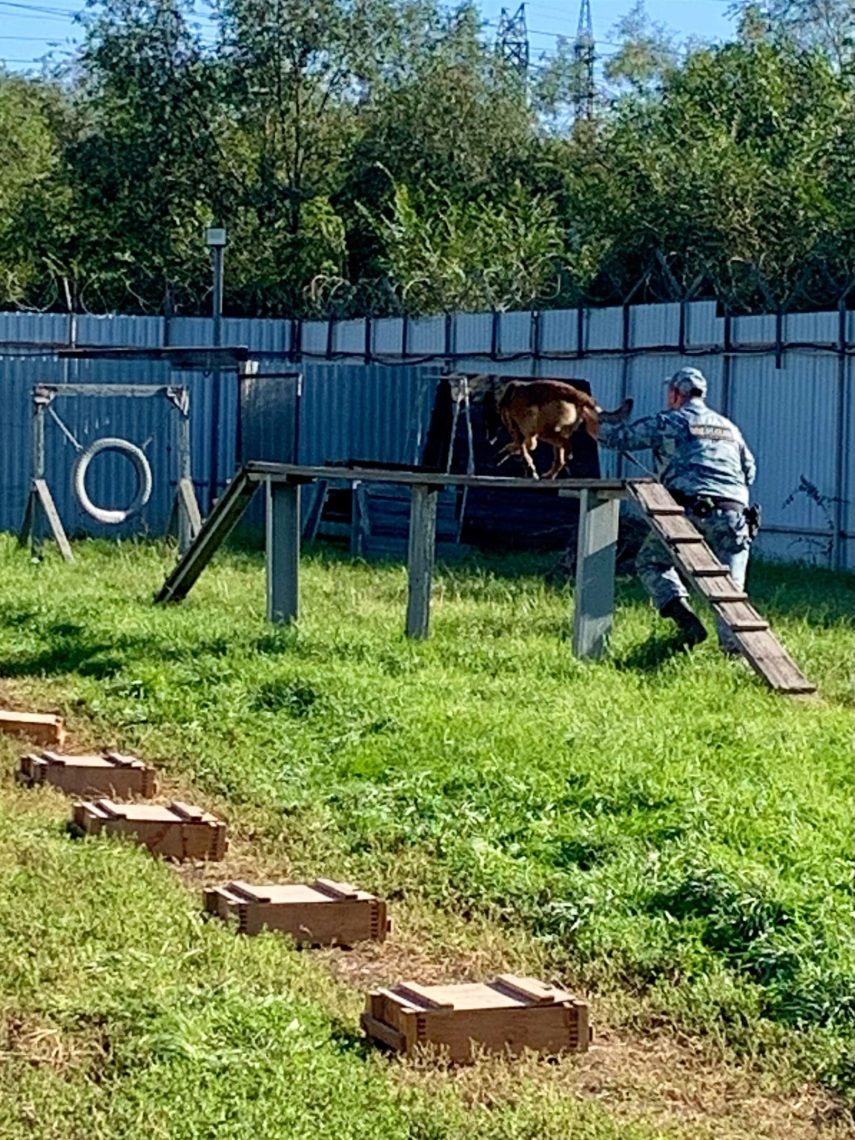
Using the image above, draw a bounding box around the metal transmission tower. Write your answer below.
[497,4,530,78]
[573,0,595,121]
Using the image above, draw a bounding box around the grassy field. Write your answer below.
[0,534,851,1138]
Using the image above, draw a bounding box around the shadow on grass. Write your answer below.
[614,635,696,673]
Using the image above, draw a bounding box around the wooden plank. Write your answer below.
[360,1013,406,1052]
[711,601,769,632]
[246,461,635,496]
[572,491,619,661]
[405,485,438,639]
[34,479,74,562]
[492,974,558,1005]
[350,481,370,557]
[671,542,728,576]
[155,467,257,603]
[732,630,816,693]
[692,576,748,602]
[656,513,705,543]
[630,482,685,515]
[266,481,300,624]
[177,477,202,553]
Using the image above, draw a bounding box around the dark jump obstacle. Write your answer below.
[155,461,814,695]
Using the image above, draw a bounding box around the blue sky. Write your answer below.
[0,0,737,73]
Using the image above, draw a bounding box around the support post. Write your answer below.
[406,484,438,639]
[572,490,619,659]
[266,479,300,624]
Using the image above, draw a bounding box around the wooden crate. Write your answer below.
[18,750,156,799]
[204,878,389,945]
[72,799,227,861]
[0,709,64,748]
[361,974,590,1063]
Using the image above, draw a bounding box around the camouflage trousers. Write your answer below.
[637,507,752,650]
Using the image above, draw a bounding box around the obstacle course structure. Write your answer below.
[18,382,202,561]
[155,461,814,694]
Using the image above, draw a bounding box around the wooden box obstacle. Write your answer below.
[0,709,65,748]
[204,878,389,945]
[18,750,156,799]
[72,800,227,861]
[361,974,590,1063]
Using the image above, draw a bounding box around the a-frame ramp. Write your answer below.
[628,483,815,694]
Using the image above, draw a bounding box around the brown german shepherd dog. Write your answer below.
[480,377,632,479]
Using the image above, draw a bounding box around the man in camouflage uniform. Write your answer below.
[597,367,757,652]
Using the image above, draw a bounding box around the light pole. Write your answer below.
[206,226,227,511]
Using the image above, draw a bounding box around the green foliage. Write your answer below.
[0,0,853,314]
[371,182,566,313]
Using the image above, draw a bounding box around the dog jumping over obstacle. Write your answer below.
[478,376,633,479]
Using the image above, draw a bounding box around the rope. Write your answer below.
[47,405,84,452]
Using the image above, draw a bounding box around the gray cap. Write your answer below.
[667,367,707,396]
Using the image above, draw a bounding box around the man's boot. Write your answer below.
[659,597,707,648]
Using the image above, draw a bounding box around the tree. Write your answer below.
[603,0,679,96]
[0,75,68,308]
[728,2,855,70]
[369,181,567,313]
[64,0,221,312]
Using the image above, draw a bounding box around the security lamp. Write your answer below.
[206,227,227,248]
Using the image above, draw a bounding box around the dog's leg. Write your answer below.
[545,445,566,480]
[520,437,539,479]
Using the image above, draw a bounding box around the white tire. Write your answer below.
[73,437,153,525]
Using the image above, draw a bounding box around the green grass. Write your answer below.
[0,535,851,1135]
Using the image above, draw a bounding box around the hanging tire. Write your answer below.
[73,437,153,526]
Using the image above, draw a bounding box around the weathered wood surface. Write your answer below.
[266,481,300,624]
[72,800,227,861]
[0,710,65,748]
[246,461,637,497]
[572,490,620,661]
[205,879,388,944]
[627,483,815,694]
[406,485,438,639]
[361,975,590,1063]
[18,750,156,799]
[155,468,258,603]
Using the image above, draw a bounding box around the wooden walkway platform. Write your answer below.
[155,462,814,692]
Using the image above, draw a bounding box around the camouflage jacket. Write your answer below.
[598,398,756,505]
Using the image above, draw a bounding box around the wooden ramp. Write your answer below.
[628,483,814,694]
[155,467,258,604]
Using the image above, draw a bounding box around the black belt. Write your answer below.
[671,491,745,514]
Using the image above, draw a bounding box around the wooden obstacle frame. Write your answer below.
[205,878,389,945]
[155,461,814,693]
[71,800,228,862]
[361,975,591,1062]
[155,461,632,662]
[18,750,156,799]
